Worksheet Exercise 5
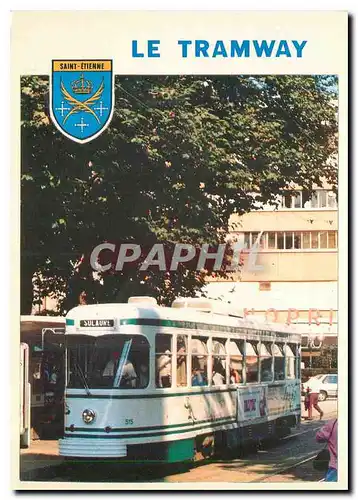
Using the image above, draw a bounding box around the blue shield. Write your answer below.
[50,60,113,143]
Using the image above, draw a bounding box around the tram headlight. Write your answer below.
[82,409,96,424]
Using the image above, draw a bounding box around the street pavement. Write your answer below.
[18,398,337,484]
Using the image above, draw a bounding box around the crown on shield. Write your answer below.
[71,74,93,95]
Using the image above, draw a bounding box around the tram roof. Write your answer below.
[65,303,300,338]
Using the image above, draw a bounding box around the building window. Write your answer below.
[328,231,337,248]
[328,191,337,208]
[311,232,319,249]
[280,189,337,210]
[277,232,284,249]
[242,231,337,251]
[319,231,328,249]
[293,193,302,209]
[244,233,250,249]
[293,233,302,249]
[267,232,276,249]
[302,191,311,208]
[285,232,294,250]
[283,192,293,209]
[302,232,311,249]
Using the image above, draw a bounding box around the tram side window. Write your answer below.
[212,339,227,385]
[297,344,301,379]
[246,341,259,383]
[176,335,188,387]
[273,343,285,381]
[285,343,297,380]
[227,339,244,384]
[155,334,172,388]
[260,342,273,382]
[191,336,208,387]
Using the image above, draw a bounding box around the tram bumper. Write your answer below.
[59,437,127,458]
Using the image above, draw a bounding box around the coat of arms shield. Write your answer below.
[50,60,114,143]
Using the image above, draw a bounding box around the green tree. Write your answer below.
[21,75,338,314]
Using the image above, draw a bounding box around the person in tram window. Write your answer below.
[192,365,207,387]
[176,346,187,387]
[156,349,172,387]
[212,360,226,385]
[138,361,149,388]
[261,368,272,382]
[103,352,120,377]
[103,353,137,388]
[120,359,137,388]
[230,368,241,384]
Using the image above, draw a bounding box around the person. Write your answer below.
[176,345,187,386]
[120,359,137,388]
[192,367,207,386]
[138,362,149,388]
[305,377,324,419]
[212,361,226,385]
[316,418,337,482]
[212,370,225,385]
[230,368,241,384]
[156,349,172,387]
[103,352,120,377]
[103,353,137,388]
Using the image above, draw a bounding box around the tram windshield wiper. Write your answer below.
[73,359,92,396]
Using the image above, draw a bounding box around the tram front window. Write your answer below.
[66,334,149,389]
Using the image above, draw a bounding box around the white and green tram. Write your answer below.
[59,297,301,463]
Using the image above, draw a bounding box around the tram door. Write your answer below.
[20,343,30,448]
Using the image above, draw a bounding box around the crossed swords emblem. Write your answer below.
[60,79,104,124]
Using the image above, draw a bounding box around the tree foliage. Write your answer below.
[21,75,338,314]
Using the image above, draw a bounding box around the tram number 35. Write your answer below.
[125,418,134,425]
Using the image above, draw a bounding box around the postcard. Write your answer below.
[12,10,348,491]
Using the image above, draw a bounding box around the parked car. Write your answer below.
[301,374,337,401]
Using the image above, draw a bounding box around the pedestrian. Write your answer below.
[316,418,338,482]
[305,377,324,419]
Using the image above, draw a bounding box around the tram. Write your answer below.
[59,297,301,463]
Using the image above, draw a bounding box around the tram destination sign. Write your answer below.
[80,319,114,328]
